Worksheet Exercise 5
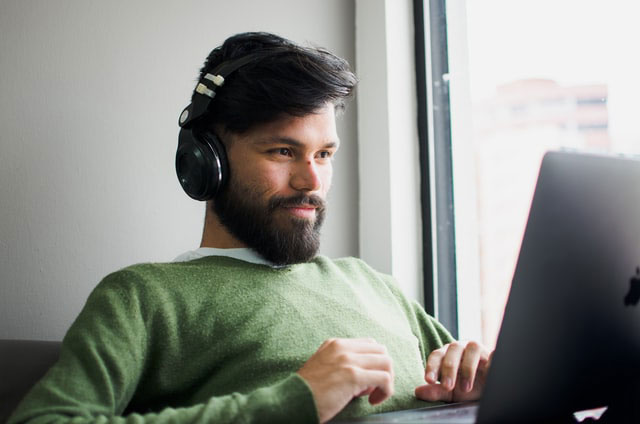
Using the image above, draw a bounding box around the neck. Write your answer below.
[199,203,247,249]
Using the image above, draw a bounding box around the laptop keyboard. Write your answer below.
[336,403,478,423]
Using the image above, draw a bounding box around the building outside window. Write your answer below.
[436,0,640,346]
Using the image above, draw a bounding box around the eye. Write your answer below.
[271,147,292,157]
[317,150,334,160]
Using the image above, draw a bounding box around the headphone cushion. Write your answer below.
[176,129,228,200]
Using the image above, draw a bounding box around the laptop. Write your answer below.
[337,150,640,423]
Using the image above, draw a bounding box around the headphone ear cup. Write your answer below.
[175,128,229,200]
[200,130,229,191]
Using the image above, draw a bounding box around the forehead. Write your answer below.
[235,103,340,147]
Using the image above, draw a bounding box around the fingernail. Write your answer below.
[426,372,436,382]
[462,379,471,392]
[444,378,453,389]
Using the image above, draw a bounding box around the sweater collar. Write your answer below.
[173,247,278,267]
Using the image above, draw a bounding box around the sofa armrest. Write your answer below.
[0,339,61,423]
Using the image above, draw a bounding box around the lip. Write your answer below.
[283,206,316,219]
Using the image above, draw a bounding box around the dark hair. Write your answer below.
[192,32,357,135]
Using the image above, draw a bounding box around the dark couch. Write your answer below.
[0,339,61,423]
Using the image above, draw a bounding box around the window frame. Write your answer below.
[413,0,459,337]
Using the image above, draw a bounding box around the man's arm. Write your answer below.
[8,270,318,424]
[9,375,316,424]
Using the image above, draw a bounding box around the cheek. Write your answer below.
[248,165,291,195]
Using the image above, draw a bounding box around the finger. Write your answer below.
[424,346,446,384]
[369,386,390,405]
[350,353,394,374]
[332,348,394,396]
[338,347,395,404]
[472,347,492,388]
[323,338,388,355]
[348,367,393,400]
[437,342,466,390]
[414,383,453,403]
[355,387,375,397]
[331,351,394,385]
[357,369,394,405]
[457,342,483,393]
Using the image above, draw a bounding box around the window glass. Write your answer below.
[451,0,640,346]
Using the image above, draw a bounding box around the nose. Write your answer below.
[290,159,323,192]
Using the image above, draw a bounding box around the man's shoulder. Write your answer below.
[109,255,250,276]
[314,255,393,281]
[91,262,179,299]
[102,260,186,283]
[98,256,267,291]
[320,255,372,270]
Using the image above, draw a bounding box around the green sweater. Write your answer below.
[9,255,453,423]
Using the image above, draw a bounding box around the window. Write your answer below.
[419,0,640,346]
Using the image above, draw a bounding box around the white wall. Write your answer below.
[0,0,357,341]
[356,0,425,303]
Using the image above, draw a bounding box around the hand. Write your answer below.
[414,341,492,403]
[297,338,394,423]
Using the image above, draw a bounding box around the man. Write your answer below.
[9,32,490,424]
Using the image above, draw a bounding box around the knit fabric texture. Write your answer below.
[9,255,453,423]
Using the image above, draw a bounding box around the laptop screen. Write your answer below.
[478,151,640,423]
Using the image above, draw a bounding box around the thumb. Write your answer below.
[414,383,453,402]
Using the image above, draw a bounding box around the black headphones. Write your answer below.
[176,51,275,201]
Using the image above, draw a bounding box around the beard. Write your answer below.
[212,179,327,266]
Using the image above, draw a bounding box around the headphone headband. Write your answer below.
[179,49,287,129]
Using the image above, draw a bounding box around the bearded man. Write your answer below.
[9,32,490,424]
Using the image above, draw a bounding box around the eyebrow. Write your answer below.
[254,136,340,149]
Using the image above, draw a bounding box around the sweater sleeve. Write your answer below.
[409,301,456,362]
[373,268,455,362]
[7,270,318,424]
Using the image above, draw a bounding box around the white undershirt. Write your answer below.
[173,247,277,267]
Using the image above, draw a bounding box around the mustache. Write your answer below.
[268,194,326,212]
